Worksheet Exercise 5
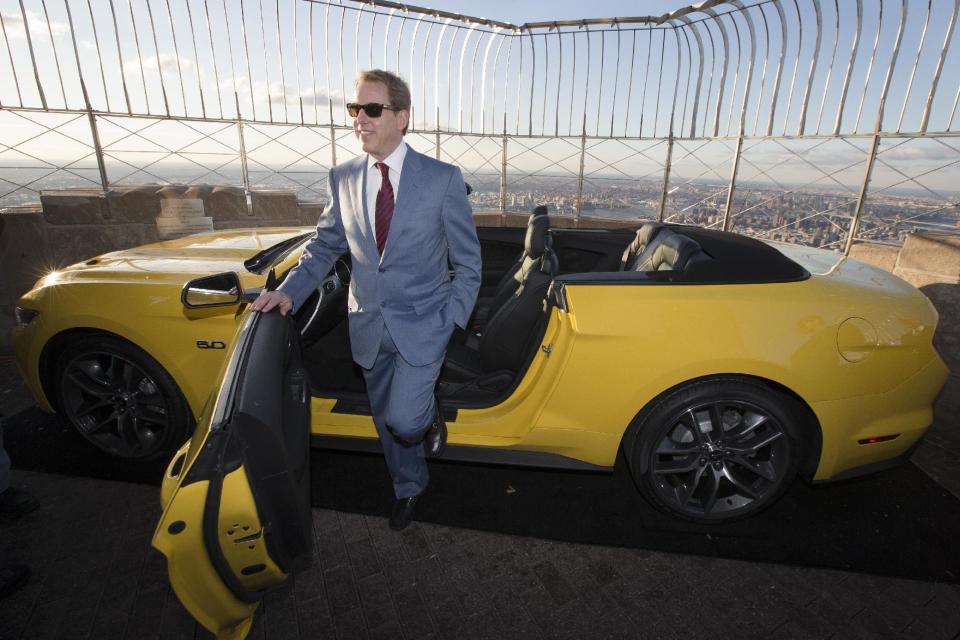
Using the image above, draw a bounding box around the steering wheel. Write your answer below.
[295,256,351,347]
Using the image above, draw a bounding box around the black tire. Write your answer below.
[627,378,804,523]
[56,335,194,461]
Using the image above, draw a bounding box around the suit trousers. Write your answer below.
[362,325,444,499]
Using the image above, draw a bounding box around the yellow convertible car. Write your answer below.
[11,215,948,637]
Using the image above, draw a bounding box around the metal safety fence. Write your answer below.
[1,0,958,251]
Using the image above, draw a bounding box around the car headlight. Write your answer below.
[14,306,39,329]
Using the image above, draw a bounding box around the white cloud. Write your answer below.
[1,10,68,39]
[124,54,196,76]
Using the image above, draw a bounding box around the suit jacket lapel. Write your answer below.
[381,147,424,264]
[343,155,377,255]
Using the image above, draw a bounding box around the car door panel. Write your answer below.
[153,310,311,640]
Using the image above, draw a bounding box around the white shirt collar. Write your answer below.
[367,140,407,177]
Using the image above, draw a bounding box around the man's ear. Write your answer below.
[398,109,410,133]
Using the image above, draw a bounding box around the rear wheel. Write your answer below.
[628,378,803,523]
[56,335,193,460]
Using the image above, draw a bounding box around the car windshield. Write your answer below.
[243,232,313,274]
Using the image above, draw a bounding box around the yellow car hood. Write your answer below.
[48,227,312,283]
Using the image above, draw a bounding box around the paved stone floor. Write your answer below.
[2,356,960,640]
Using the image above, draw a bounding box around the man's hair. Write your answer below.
[356,69,411,134]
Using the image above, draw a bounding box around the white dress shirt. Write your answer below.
[365,141,407,232]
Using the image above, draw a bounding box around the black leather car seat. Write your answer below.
[470,206,549,329]
[620,222,665,270]
[444,233,559,382]
[631,229,710,272]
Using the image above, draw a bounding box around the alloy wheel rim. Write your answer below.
[61,351,169,458]
[650,399,791,517]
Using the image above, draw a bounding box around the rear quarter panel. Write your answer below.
[533,260,946,475]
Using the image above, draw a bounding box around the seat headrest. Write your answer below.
[525,214,551,258]
[622,222,664,269]
[634,231,706,272]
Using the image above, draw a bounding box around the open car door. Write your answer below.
[152,309,312,639]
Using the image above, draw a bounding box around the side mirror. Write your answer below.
[181,272,242,309]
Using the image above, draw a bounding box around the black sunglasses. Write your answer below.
[346,102,402,118]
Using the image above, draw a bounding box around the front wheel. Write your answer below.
[56,335,194,461]
[628,378,804,523]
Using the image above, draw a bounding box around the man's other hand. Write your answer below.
[251,290,293,315]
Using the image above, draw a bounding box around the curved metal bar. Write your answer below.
[582,25,591,136]
[897,0,932,132]
[722,12,742,136]
[433,18,452,130]
[62,0,91,110]
[529,31,536,135]
[355,3,367,102]
[257,0,275,122]
[833,0,862,134]
[569,28,577,135]
[853,0,883,132]
[595,28,605,136]
[397,16,404,77]
[502,30,515,133]
[237,0,257,120]
[409,13,423,96]
[780,0,802,135]
[163,0,187,116]
[201,0,224,118]
[146,0,171,116]
[542,32,549,137]
[697,19,717,138]
[731,1,757,136]
[623,28,637,135]
[184,0,206,118]
[479,27,503,135]
[309,1,319,123]
[368,10,377,72]
[516,28,525,135]
[751,4,771,136]
[689,19,706,138]
[489,29,508,135]
[465,25,485,132]
[383,8,395,70]
[219,0,240,117]
[84,0,109,111]
[670,27,693,135]
[291,0,304,123]
[126,0,149,110]
[676,17,705,138]
[417,17,433,129]
[797,0,823,135]
[39,0,66,108]
[447,21,462,131]
[272,0,286,122]
[654,27,665,136]
[700,8,729,137]
[105,0,131,113]
[766,0,788,136]
[609,24,621,137]
[337,4,346,123]
[871,0,908,132]
[639,25,653,137]
[925,0,960,132]
[554,27,562,137]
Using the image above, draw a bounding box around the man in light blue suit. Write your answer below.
[252,70,481,530]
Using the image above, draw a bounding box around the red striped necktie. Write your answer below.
[374,162,394,256]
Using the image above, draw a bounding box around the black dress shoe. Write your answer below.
[389,496,419,531]
[423,410,447,458]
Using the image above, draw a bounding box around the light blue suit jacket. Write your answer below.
[278,146,481,369]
